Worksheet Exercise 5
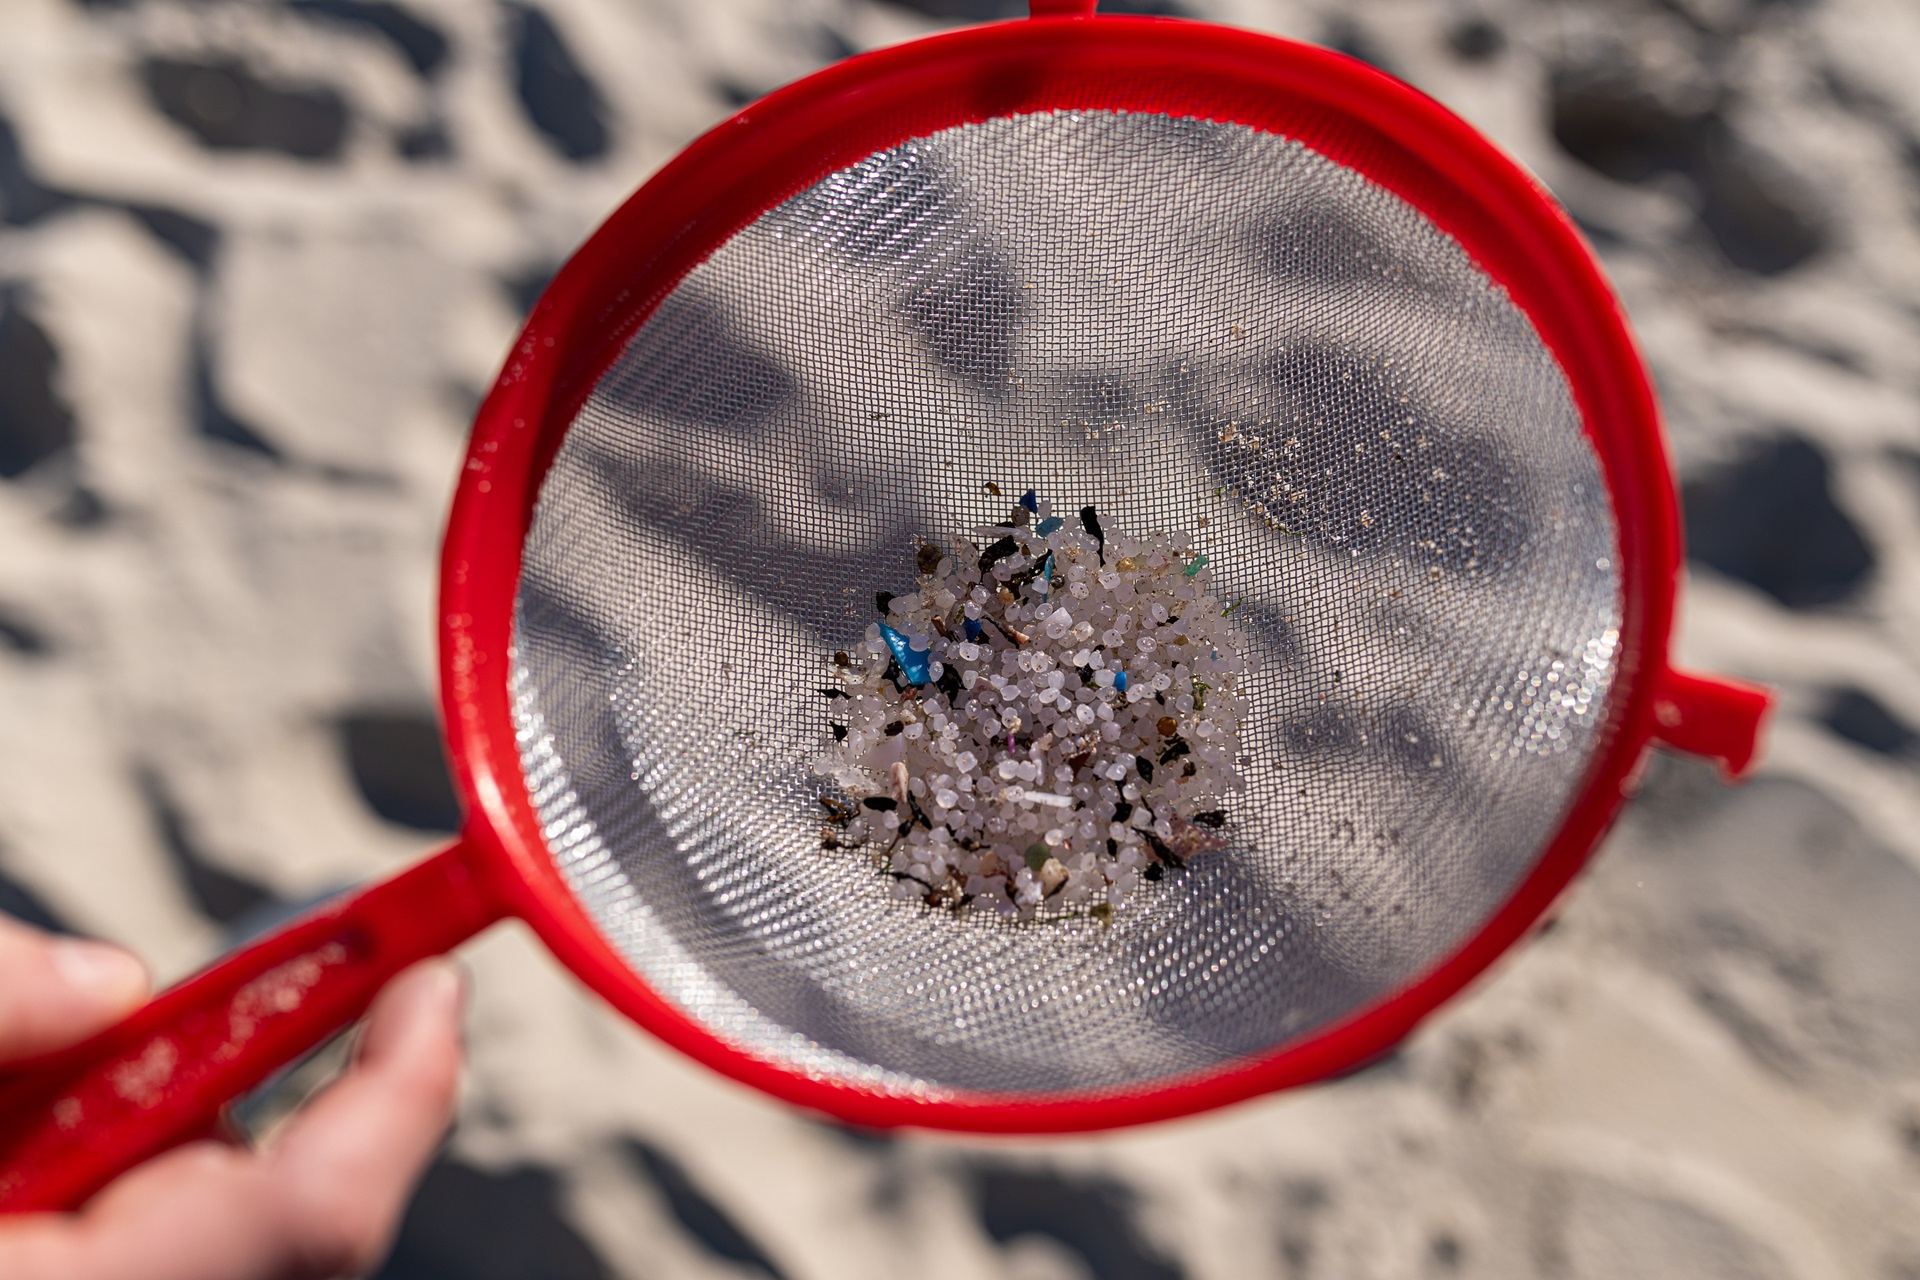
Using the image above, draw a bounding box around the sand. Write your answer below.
[2,0,1918,1275]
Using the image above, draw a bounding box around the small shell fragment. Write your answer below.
[1039,857,1069,896]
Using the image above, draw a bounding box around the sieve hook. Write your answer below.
[1029,0,1099,16]
[1648,666,1773,781]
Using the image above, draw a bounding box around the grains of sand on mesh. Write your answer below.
[814,490,1253,922]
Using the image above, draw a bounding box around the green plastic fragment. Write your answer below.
[1183,554,1209,578]
[1024,843,1051,872]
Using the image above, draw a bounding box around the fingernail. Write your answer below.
[416,960,464,1017]
[51,938,148,1005]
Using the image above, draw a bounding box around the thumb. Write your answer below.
[0,916,149,1065]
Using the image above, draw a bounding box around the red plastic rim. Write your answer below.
[438,14,1680,1131]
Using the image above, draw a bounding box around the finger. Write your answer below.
[0,1143,269,1280]
[262,959,464,1277]
[0,916,148,1064]
[0,961,464,1280]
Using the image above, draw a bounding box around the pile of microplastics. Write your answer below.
[814,490,1252,922]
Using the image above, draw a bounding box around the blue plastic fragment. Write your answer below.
[962,617,984,642]
[879,623,932,684]
[1019,489,1038,512]
[1114,669,1129,693]
[1037,553,1054,595]
[1034,515,1063,537]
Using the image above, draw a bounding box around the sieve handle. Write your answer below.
[0,839,507,1214]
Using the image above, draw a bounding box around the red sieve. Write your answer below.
[0,1,1770,1211]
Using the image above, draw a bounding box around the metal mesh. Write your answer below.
[510,111,1620,1098]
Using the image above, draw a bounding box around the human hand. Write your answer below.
[0,915,463,1279]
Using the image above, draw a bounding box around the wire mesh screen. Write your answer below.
[509,111,1621,1098]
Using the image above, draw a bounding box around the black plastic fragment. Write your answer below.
[830,724,848,742]
[1007,558,1046,589]
[978,536,1018,573]
[985,617,1026,647]
[1192,809,1227,828]
[1112,801,1132,823]
[875,590,895,615]
[1142,862,1165,882]
[862,796,897,811]
[1158,739,1189,765]
[935,664,963,702]
[1144,831,1183,867]
[905,793,934,831]
[817,686,849,699]
[884,721,904,736]
[1134,755,1154,782]
[1079,504,1105,562]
